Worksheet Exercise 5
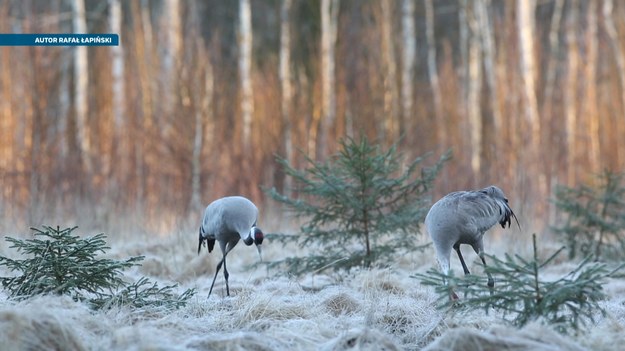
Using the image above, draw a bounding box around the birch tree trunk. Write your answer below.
[603,0,625,167]
[0,9,12,172]
[190,54,213,212]
[239,0,254,152]
[380,0,399,143]
[110,0,125,181]
[162,0,180,122]
[72,0,92,176]
[425,0,445,147]
[585,0,600,174]
[401,0,415,130]
[467,2,482,179]
[476,0,500,133]
[132,0,155,210]
[542,0,564,128]
[458,0,469,109]
[565,0,579,185]
[319,0,339,159]
[279,0,293,194]
[517,0,541,179]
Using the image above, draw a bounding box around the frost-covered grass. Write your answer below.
[1,224,625,350]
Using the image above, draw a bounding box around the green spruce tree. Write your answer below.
[266,136,450,276]
[415,234,623,335]
[0,226,195,310]
[552,170,625,260]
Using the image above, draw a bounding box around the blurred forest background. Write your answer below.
[0,0,623,234]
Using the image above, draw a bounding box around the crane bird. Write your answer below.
[425,185,519,298]
[198,196,264,298]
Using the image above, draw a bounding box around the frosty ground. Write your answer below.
[1,223,625,351]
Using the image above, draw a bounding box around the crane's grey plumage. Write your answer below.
[198,196,264,298]
[425,185,519,298]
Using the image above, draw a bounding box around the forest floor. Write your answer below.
[0,223,624,351]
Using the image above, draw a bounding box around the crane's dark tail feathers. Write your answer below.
[198,226,217,255]
[198,227,204,255]
[500,205,521,230]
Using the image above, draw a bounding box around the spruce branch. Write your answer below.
[552,170,625,260]
[414,233,624,334]
[265,136,450,276]
[0,226,195,310]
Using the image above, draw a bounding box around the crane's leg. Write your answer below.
[453,243,471,275]
[223,255,230,296]
[478,252,494,289]
[473,241,494,295]
[435,246,458,300]
[208,256,225,298]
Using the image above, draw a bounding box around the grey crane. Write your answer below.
[198,196,264,298]
[425,185,519,298]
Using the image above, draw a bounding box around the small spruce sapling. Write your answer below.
[0,226,195,310]
[552,170,625,260]
[414,234,623,334]
[266,135,450,276]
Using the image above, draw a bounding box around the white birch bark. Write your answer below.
[239,0,254,151]
[467,2,482,176]
[280,0,293,194]
[603,0,625,166]
[585,0,599,174]
[565,0,579,185]
[425,0,444,146]
[319,0,339,158]
[476,0,500,132]
[401,0,415,127]
[280,0,293,163]
[380,0,399,142]
[517,0,540,156]
[72,0,92,175]
[110,0,125,179]
[542,0,564,125]
[458,0,469,106]
[190,59,213,211]
[162,0,180,118]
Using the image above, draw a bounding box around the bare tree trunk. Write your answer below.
[72,0,92,176]
[190,53,213,212]
[542,0,564,127]
[0,14,12,172]
[585,0,600,174]
[476,0,500,133]
[401,0,415,131]
[110,0,125,182]
[133,0,155,211]
[467,2,482,180]
[458,0,469,108]
[517,0,542,189]
[425,0,445,147]
[319,0,339,159]
[603,0,625,167]
[565,0,579,185]
[239,0,254,152]
[279,0,293,195]
[162,0,181,121]
[380,0,399,143]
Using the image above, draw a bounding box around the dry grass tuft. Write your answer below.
[423,322,587,351]
[188,331,280,351]
[0,298,87,351]
[320,290,361,316]
[321,327,400,351]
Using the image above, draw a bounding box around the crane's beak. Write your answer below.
[256,245,263,262]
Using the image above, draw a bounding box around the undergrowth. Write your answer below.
[414,234,624,335]
[0,225,195,310]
